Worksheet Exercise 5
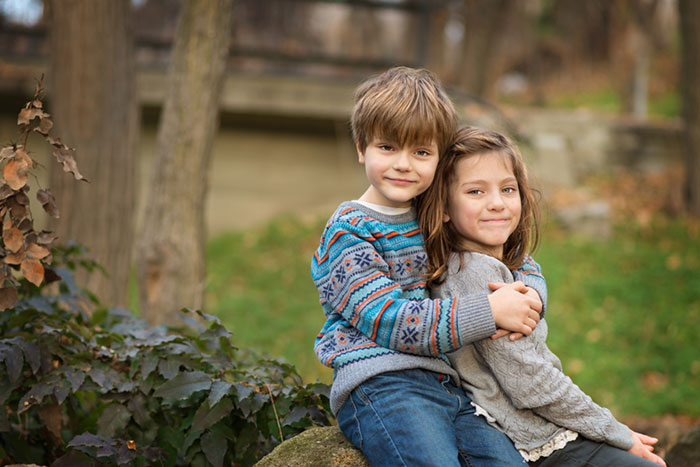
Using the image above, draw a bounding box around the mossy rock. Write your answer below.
[665,423,700,467]
[255,426,369,467]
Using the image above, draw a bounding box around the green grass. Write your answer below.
[206,214,700,417]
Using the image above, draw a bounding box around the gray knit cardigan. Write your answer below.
[434,252,634,454]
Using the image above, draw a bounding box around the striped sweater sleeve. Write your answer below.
[312,218,496,357]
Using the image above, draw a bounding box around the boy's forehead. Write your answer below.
[370,133,437,146]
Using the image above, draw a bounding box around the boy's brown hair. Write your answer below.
[351,66,458,156]
[417,126,541,286]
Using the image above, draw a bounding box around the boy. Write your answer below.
[311,67,542,466]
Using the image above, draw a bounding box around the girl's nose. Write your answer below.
[487,193,506,210]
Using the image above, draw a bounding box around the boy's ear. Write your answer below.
[356,142,365,164]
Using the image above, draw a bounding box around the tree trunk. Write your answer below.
[136,0,233,324]
[47,0,138,307]
[457,0,520,98]
[679,0,700,216]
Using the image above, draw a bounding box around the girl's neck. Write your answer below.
[457,239,503,260]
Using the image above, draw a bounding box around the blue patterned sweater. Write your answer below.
[311,202,496,413]
[311,202,545,413]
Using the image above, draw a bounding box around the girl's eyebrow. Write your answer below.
[458,176,517,186]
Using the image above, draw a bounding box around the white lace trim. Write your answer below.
[471,402,497,423]
[469,402,578,462]
[519,430,579,462]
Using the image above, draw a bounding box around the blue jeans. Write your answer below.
[336,369,526,467]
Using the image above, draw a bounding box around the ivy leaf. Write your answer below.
[15,338,40,374]
[192,398,233,432]
[64,366,86,392]
[140,355,158,380]
[67,432,113,448]
[201,430,227,467]
[18,382,54,413]
[281,405,308,426]
[0,343,24,383]
[97,403,132,438]
[158,357,180,379]
[209,380,233,406]
[153,370,211,400]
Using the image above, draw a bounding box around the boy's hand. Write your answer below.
[491,286,543,341]
[487,281,541,337]
[628,431,666,466]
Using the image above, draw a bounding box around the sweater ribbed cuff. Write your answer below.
[455,291,497,346]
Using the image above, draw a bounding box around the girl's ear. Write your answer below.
[442,211,450,223]
[356,142,365,164]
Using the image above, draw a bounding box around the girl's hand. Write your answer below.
[487,281,541,336]
[628,431,666,466]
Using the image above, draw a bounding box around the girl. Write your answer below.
[416,126,666,466]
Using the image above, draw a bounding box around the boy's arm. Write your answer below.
[313,220,498,356]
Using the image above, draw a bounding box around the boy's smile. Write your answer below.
[357,138,439,208]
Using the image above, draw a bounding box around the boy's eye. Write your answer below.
[415,149,431,157]
[378,144,393,151]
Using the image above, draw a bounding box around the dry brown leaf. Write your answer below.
[38,403,62,441]
[4,159,29,190]
[21,257,44,286]
[37,189,60,218]
[27,243,50,259]
[5,250,25,265]
[36,113,53,135]
[3,227,23,252]
[17,107,41,125]
[38,230,58,245]
[0,287,18,310]
[0,146,15,161]
[52,149,87,182]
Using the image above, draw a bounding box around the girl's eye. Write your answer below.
[467,189,482,195]
[503,187,518,194]
[415,149,430,157]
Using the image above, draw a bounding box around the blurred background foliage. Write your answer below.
[2,0,699,428]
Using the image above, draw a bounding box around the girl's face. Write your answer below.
[444,151,521,259]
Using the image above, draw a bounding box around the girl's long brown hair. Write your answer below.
[416,126,540,287]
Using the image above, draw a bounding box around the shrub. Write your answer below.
[0,244,332,466]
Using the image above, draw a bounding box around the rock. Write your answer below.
[255,426,369,467]
[555,199,612,239]
[665,423,700,467]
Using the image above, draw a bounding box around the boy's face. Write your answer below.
[357,137,439,208]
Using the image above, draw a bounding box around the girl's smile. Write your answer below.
[443,151,521,259]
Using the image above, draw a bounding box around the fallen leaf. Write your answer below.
[127,440,136,450]
[21,257,44,286]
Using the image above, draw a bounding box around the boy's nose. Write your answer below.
[393,151,411,171]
